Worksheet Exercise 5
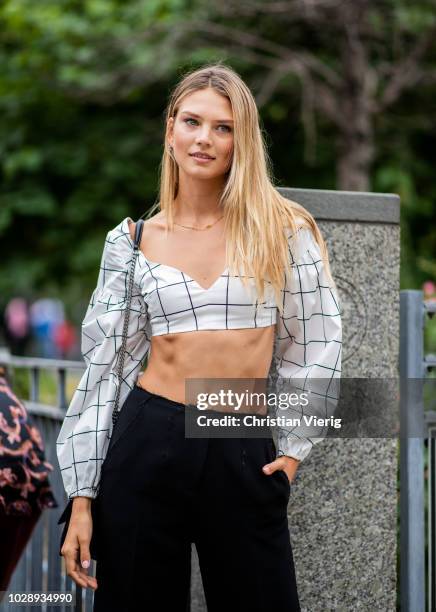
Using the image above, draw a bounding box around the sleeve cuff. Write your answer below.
[278,437,313,462]
[68,487,99,500]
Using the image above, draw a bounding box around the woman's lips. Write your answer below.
[190,153,215,162]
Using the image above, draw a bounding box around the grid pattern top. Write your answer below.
[56,216,342,499]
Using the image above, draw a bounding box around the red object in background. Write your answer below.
[53,321,77,356]
[423,280,436,301]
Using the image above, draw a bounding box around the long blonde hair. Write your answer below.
[146,62,336,314]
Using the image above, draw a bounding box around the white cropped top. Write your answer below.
[57,216,342,499]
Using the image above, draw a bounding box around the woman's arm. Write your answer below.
[267,223,342,477]
[56,222,151,499]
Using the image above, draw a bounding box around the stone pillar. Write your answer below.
[190,187,400,611]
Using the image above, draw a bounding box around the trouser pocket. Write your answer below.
[266,438,291,498]
[241,438,290,505]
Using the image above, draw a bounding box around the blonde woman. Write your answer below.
[57,63,342,612]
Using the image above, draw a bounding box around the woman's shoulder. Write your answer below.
[104,213,166,263]
[106,213,158,243]
[104,217,133,256]
[283,215,311,240]
[126,212,172,259]
[282,215,322,266]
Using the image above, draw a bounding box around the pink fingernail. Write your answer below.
[82,560,90,569]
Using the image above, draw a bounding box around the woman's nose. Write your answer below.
[196,126,212,144]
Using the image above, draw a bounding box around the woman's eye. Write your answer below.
[183,118,232,132]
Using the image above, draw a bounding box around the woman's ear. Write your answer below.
[167,116,177,150]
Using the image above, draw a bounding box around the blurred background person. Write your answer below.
[0,361,58,593]
[2,297,31,356]
[29,298,65,358]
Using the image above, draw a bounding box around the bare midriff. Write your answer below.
[136,324,276,409]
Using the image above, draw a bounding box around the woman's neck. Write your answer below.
[173,196,224,224]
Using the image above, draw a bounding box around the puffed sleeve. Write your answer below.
[273,222,342,462]
[56,219,151,499]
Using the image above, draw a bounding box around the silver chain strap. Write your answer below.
[112,223,142,426]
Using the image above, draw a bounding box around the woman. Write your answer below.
[57,63,342,611]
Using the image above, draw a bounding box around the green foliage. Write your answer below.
[0,0,435,328]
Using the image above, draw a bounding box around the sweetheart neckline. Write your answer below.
[136,249,229,292]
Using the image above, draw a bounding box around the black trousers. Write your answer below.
[93,385,301,612]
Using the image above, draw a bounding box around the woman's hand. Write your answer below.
[60,500,98,591]
[262,455,300,484]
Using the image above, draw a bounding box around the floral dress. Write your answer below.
[0,369,58,516]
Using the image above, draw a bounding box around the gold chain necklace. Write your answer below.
[173,214,224,231]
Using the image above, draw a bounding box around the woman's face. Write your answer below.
[167,88,234,180]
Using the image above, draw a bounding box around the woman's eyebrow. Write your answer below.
[180,110,234,123]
